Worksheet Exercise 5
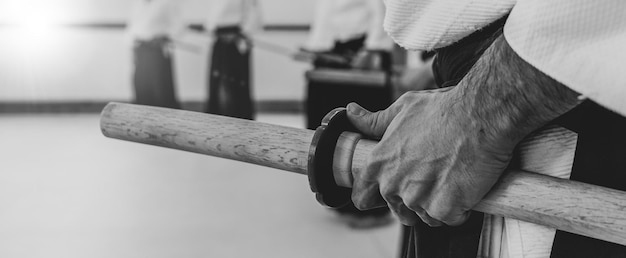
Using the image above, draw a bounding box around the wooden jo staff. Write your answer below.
[100,102,626,246]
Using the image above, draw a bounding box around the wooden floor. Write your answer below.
[0,113,399,258]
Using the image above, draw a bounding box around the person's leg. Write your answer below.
[228,34,254,120]
[206,30,254,120]
[133,38,180,109]
[133,41,155,106]
[206,37,227,115]
[157,40,180,109]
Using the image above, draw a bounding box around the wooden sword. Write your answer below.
[100,102,626,246]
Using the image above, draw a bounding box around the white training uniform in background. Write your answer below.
[382,0,626,117]
[305,0,394,51]
[127,0,187,41]
[203,0,263,35]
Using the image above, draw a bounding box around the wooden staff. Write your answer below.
[100,102,626,246]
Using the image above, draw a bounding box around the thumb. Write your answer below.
[346,102,401,139]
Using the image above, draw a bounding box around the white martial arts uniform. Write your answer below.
[305,0,394,51]
[203,0,263,34]
[382,0,626,117]
[128,0,187,41]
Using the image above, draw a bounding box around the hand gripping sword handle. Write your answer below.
[100,102,626,246]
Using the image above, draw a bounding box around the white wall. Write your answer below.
[0,0,314,102]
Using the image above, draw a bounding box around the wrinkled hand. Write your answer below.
[346,88,516,226]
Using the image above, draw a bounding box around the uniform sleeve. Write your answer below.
[363,0,394,50]
[504,0,626,116]
[241,0,264,35]
[126,1,144,41]
[204,0,228,33]
[304,0,336,51]
[127,0,186,41]
[165,0,188,39]
[382,0,515,50]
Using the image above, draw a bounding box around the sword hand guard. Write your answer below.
[307,108,362,208]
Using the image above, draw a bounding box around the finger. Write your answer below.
[351,147,396,211]
[350,180,387,210]
[393,204,421,226]
[403,196,444,227]
[439,210,472,226]
[421,193,472,226]
[346,102,401,139]
[412,206,444,227]
[384,196,420,226]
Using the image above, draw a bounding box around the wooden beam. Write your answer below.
[100,102,626,246]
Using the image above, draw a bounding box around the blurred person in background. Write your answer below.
[128,0,188,109]
[203,0,263,120]
[303,0,395,229]
[303,0,394,70]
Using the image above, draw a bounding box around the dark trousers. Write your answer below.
[133,37,180,109]
[206,27,254,120]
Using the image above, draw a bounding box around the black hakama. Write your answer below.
[133,37,180,109]
[206,26,254,120]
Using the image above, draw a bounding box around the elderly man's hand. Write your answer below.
[346,87,515,226]
[344,35,581,227]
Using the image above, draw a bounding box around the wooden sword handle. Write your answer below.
[100,102,626,246]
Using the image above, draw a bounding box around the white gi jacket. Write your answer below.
[128,0,187,41]
[203,0,263,35]
[305,0,394,51]
[383,0,626,117]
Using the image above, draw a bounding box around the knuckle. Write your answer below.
[423,204,467,226]
[379,183,396,198]
[442,211,471,226]
[414,210,439,226]
[350,190,380,211]
[424,206,447,222]
[397,91,417,102]
[403,197,424,214]
[398,216,418,226]
[406,203,444,227]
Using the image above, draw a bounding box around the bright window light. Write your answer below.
[0,1,70,53]
[1,0,68,28]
